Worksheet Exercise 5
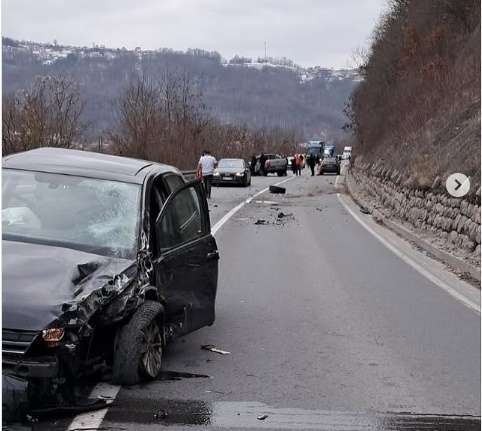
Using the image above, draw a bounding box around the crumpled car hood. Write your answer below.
[2,240,137,331]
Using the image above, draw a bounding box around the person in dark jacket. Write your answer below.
[308,154,317,176]
[259,153,267,176]
[250,155,257,175]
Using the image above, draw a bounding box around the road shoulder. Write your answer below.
[344,170,480,283]
[338,192,480,314]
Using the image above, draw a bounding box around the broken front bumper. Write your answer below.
[3,354,59,379]
[3,328,59,379]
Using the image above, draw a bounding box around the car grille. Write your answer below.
[3,329,39,355]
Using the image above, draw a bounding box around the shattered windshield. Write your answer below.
[2,169,141,258]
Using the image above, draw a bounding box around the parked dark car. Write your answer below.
[213,158,251,186]
[319,156,340,175]
[2,148,219,407]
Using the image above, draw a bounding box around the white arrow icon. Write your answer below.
[446,173,470,198]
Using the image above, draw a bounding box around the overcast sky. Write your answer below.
[2,0,387,68]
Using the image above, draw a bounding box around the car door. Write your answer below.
[153,180,218,336]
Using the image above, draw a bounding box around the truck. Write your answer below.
[306,141,336,159]
[307,141,323,159]
[323,143,336,158]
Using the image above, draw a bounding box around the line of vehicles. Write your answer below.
[212,143,352,187]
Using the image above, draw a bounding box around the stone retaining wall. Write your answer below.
[350,161,481,262]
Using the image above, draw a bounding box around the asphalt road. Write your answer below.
[22,173,482,430]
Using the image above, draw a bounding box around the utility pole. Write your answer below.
[264,41,267,61]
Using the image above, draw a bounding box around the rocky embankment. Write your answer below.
[347,160,481,270]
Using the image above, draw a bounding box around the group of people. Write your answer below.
[197,150,322,199]
[291,153,320,176]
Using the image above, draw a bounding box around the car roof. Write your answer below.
[2,148,181,184]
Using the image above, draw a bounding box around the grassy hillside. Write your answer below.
[348,0,480,189]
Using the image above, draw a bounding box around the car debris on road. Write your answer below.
[269,185,286,194]
[255,219,268,225]
[201,345,231,355]
[277,211,293,219]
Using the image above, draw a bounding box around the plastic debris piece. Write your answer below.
[254,219,268,225]
[201,344,231,355]
[269,185,286,194]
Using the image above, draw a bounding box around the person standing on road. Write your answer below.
[198,150,217,199]
[308,154,316,176]
[297,154,304,176]
[291,154,298,175]
[259,153,267,176]
[250,155,257,175]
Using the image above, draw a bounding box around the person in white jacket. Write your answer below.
[198,150,217,199]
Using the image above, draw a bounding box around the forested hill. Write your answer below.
[2,37,361,140]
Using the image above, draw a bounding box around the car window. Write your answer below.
[163,174,185,194]
[157,185,203,252]
[2,169,141,258]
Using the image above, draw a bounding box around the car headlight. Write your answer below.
[42,327,65,347]
[235,172,243,176]
[213,172,220,176]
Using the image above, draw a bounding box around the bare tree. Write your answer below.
[2,75,85,155]
[109,71,302,169]
[109,72,211,168]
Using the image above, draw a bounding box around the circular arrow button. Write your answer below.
[446,173,470,197]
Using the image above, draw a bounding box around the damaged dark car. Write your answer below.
[2,148,219,409]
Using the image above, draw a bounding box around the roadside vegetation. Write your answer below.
[347,0,480,187]
[2,76,85,155]
[2,72,299,169]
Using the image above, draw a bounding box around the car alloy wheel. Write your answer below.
[141,320,163,378]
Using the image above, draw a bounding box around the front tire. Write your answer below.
[112,300,164,385]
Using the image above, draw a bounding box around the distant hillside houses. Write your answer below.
[3,37,361,140]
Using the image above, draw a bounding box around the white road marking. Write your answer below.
[67,176,295,430]
[67,382,120,430]
[212,176,294,235]
[337,193,480,314]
